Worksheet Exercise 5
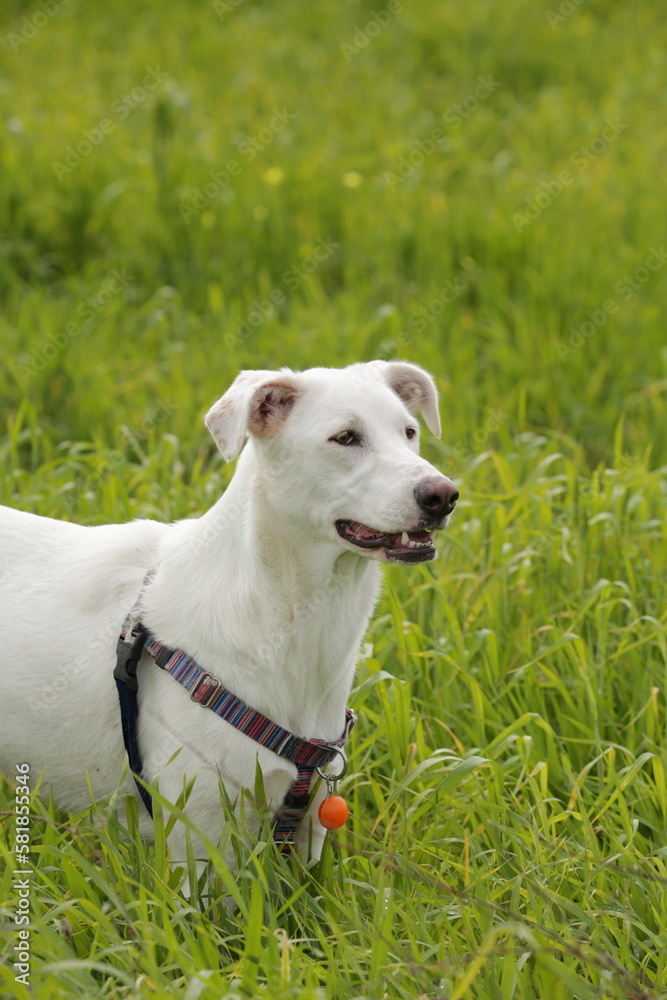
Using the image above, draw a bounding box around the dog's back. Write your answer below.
[0,506,168,807]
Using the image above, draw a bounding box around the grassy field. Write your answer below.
[1,0,667,997]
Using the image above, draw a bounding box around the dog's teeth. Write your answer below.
[401,531,409,544]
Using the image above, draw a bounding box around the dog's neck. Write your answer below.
[144,447,382,740]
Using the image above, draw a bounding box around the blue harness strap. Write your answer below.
[113,624,153,816]
[114,573,356,850]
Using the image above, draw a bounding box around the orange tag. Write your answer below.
[318,795,349,830]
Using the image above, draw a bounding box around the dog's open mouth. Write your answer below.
[335,519,437,563]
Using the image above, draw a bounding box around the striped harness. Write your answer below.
[113,574,355,852]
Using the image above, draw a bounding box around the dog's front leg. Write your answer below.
[158,767,251,900]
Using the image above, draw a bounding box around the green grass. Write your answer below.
[1,0,667,997]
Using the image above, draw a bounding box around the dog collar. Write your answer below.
[114,574,356,851]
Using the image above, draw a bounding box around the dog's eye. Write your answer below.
[406,427,417,440]
[330,430,360,446]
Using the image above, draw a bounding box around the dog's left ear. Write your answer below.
[370,361,441,437]
[205,369,302,460]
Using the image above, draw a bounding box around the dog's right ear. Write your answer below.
[205,369,301,461]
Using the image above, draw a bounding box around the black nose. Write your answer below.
[414,478,459,520]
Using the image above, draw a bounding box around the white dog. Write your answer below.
[0,361,458,872]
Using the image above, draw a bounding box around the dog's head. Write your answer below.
[205,361,458,564]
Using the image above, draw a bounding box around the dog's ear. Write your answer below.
[205,369,301,460]
[368,361,441,437]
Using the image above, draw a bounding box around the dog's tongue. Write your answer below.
[346,522,432,548]
[348,522,385,541]
[341,521,435,555]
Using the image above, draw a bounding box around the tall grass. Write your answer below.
[1,0,667,997]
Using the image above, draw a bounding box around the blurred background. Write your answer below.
[1,0,666,499]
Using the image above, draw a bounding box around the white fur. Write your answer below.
[0,361,455,872]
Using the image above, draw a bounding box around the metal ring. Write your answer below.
[316,745,348,782]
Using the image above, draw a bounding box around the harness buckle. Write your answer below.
[282,790,311,809]
[113,625,148,693]
[190,673,222,707]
